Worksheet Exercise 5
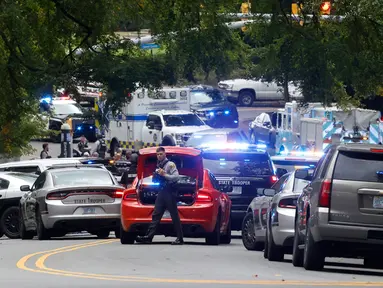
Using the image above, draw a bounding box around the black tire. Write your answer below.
[241,212,264,251]
[364,257,383,269]
[206,211,221,245]
[96,230,110,239]
[267,225,284,262]
[220,216,232,244]
[1,206,21,239]
[36,210,50,240]
[114,228,121,239]
[292,216,304,267]
[19,210,34,240]
[239,91,255,107]
[120,225,136,244]
[303,217,325,271]
[264,229,269,259]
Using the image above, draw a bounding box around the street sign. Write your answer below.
[140,43,160,50]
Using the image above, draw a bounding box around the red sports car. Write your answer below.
[120,146,232,245]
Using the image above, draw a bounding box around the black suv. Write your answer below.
[201,145,285,230]
[189,85,239,129]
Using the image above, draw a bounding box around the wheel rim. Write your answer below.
[242,95,252,105]
[243,217,256,247]
[4,209,20,236]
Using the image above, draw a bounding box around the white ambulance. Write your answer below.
[105,87,211,153]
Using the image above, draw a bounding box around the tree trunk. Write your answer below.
[283,73,290,102]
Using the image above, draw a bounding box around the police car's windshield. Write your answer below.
[186,134,227,147]
[163,114,205,126]
[203,152,273,176]
[190,90,224,104]
[52,103,84,115]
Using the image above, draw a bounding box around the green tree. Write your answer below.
[0,0,243,157]
[243,0,383,106]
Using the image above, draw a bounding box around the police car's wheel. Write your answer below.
[36,210,50,240]
[19,211,34,240]
[0,231,3,238]
[220,216,231,244]
[267,224,284,262]
[96,230,110,239]
[206,210,221,245]
[241,212,264,251]
[1,206,21,239]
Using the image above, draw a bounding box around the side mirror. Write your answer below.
[276,168,288,178]
[257,188,276,197]
[295,169,312,181]
[263,121,271,127]
[147,121,155,129]
[20,185,30,192]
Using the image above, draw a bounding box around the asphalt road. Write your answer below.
[22,106,279,160]
[1,233,383,288]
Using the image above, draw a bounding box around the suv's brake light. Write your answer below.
[319,179,332,207]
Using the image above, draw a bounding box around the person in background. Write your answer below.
[120,152,138,188]
[92,134,107,158]
[40,143,51,159]
[113,148,122,161]
[78,135,90,156]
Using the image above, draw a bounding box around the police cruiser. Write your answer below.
[199,143,285,231]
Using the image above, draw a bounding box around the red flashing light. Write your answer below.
[271,175,278,183]
[319,179,332,207]
[370,148,383,153]
[320,1,331,14]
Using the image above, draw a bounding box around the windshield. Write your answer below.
[190,90,224,104]
[51,169,114,186]
[163,114,205,127]
[202,152,273,176]
[186,134,227,147]
[52,103,84,115]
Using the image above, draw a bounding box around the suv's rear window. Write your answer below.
[333,151,383,182]
[203,152,272,176]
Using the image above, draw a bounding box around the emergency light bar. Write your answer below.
[199,142,267,150]
[278,150,324,158]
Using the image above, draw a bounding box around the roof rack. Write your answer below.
[46,163,105,170]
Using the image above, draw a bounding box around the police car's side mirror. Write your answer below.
[20,185,30,192]
[295,169,312,181]
[263,188,276,197]
[147,121,155,129]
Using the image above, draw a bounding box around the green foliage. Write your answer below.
[243,0,383,106]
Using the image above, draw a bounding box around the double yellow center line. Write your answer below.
[15,239,383,286]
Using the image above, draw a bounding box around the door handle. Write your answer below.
[149,131,152,134]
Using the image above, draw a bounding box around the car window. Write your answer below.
[146,115,162,127]
[32,173,47,190]
[5,166,41,174]
[272,173,290,192]
[333,150,383,182]
[208,171,220,191]
[203,152,273,176]
[0,178,10,189]
[7,173,38,183]
[51,169,114,186]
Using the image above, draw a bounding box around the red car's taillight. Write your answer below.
[196,190,212,202]
[319,179,332,207]
[124,192,138,201]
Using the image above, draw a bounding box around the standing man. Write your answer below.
[92,133,107,158]
[40,143,51,159]
[136,147,184,245]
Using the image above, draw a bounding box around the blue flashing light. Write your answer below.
[256,143,267,149]
[209,112,214,117]
[90,126,93,129]
[77,126,82,130]
[146,182,160,186]
[244,159,250,162]
[234,120,238,124]
[219,158,225,161]
[40,96,52,104]
[224,110,230,115]
[220,162,226,166]
[87,161,94,164]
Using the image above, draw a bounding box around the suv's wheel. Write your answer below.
[239,91,255,107]
[241,212,264,251]
[303,217,325,270]
[1,206,21,239]
[206,211,221,245]
[220,216,231,244]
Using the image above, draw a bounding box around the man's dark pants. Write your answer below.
[146,186,183,240]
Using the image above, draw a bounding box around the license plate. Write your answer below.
[229,186,242,195]
[83,207,96,214]
[373,196,383,209]
[162,210,171,219]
